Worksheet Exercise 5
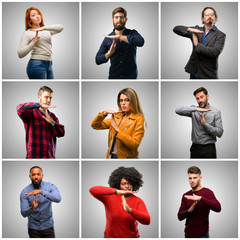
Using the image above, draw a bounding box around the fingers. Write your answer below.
[46,106,57,108]
[25,192,33,195]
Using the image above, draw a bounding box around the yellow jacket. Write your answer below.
[91,112,145,158]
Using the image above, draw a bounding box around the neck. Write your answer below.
[192,184,203,192]
[114,28,125,35]
[32,24,40,29]
[123,111,131,117]
[204,24,214,32]
[125,194,132,199]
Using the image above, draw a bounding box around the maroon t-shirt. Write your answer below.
[178,187,221,237]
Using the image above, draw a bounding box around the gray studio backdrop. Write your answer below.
[82,2,159,79]
[82,161,159,238]
[81,81,159,158]
[3,2,79,79]
[161,81,238,158]
[161,2,238,79]
[161,161,238,238]
[2,161,79,238]
[2,81,79,158]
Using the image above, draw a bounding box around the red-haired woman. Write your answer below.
[18,7,63,79]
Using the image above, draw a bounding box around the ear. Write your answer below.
[29,174,31,180]
[125,17,128,23]
[38,95,40,100]
[207,95,209,100]
[42,174,44,179]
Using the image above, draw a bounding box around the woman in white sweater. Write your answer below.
[18,7,63,79]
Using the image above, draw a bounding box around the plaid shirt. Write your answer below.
[17,102,65,158]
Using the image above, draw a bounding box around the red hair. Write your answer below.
[25,7,45,31]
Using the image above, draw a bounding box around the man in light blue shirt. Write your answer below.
[176,87,223,158]
[20,166,61,238]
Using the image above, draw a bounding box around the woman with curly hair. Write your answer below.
[91,88,145,158]
[18,7,63,79]
[89,166,150,238]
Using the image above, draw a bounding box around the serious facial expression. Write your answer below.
[120,178,133,191]
[202,8,216,25]
[30,10,42,27]
[29,168,43,187]
[119,93,131,114]
[38,91,52,106]
[195,91,209,108]
[188,173,202,190]
[113,12,127,31]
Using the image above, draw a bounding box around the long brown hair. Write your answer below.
[117,88,144,115]
[25,7,45,31]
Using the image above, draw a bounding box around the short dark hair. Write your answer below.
[112,7,127,18]
[38,86,53,96]
[193,87,208,96]
[188,166,201,175]
[202,7,218,19]
[29,166,43,174]
[108,166,143,191]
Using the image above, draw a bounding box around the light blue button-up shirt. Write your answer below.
[20,181,61,230]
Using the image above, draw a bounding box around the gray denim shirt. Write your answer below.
[175,104,223,145]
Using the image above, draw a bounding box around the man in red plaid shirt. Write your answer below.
[17,86,65,158]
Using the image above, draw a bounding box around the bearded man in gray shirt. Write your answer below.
[175,87,223,158]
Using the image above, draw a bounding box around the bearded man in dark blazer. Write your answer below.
[173,7,226,79]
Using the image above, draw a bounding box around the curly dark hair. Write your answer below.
[108,166,143,191]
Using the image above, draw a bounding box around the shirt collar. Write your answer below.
[203,25,216,32]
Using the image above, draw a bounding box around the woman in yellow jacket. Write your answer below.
[91,88,145,159]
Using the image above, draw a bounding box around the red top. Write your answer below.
[89,186,150,238]
[178,187,221,237]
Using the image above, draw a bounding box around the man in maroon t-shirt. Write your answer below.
[178,166,221,238]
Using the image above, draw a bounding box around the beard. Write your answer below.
[203,18,215,25]
[191,181,200,190]
[199,100,208,108]
[114,22,126,31]
[32,179,42,188]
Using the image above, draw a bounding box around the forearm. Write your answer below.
[16,102,40,119]
[127,31,144,47]
[204,123,223,137]
[116,131,143,151]
[177,209,189,221]
[194,34,225,57]
[89,186,116,202]
[42,185,61,203]
[201,197,221,212]
[91,112,111,130]
[21,207,33,218]
[175,106,195,117]
[18,42,34,58]
[44,24,64,35]
[96,40,109,65]
[173,25,193,38]
[131,207,150,225]
[52,122,65,137]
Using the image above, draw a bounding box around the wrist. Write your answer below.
[51,119,56,126]
[102,111,108,117]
